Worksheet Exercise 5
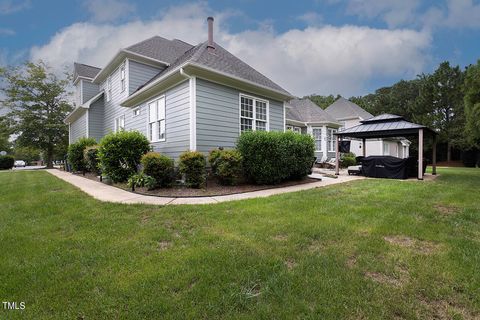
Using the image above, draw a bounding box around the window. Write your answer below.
[240,94,268,132]
[120,64,126,92]
[115,115,125,132]
[148,96,166,142]
[312,128,322,151]
[107,76,112,102]
[293,127,301,134]
[133,107,141,117]
[327,128,337,152]
[383,142,390,155]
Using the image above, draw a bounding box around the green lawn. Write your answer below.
[0,169,479,319]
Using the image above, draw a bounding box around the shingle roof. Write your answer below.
[125,36,193,64]
[74,62,101,79]
[361,113,403,123]
[139,41,290,96]
[325,97,373,120]
[286,98,338,124]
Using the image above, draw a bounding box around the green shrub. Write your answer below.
[84,146,100,174]
[0,155,14,170]
[237,131,315,184]
[67,137,97,172]
[209,149,243,185]
[127,173,157,190]
[141,152,175,188]
[179,151,206,188]
[98,131,150,183]
[340,152,356,168]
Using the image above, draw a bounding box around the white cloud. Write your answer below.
[0,28,15,35]
[297,12,323,26]
[83,0,136,22]
[443,0,480,28]
[30,3,431,96]
[0,0,30,15]
[346,0,421,28]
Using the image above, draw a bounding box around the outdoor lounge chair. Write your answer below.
[325,158,336,168]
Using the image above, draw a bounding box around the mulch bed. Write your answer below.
[72,172,319,197]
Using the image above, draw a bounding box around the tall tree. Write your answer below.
[416,62,465,161]
[0,62,72,167]
[464,60,480,148]
[0,116,12,153]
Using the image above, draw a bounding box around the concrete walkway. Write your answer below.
[46,169,364,205]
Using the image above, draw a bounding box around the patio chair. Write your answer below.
[317,155,327,165]
[325,158,336,168]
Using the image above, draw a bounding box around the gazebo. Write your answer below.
[334,114,437,180]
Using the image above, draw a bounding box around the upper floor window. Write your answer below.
[120,64,126,92]
[133,107,141,117]
[312,128,322,151]
[327,128,337,152]
[106,76,112,102]
[148,96,166,142]
[115,115,125,132]
[240,94,268,133]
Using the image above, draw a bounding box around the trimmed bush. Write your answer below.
[237,131,315,185]
[84,146,100,174]
[98,131,150,183]
[141,152,175,188]
[179,151,206,188]
[67,137,97,172]
[0,155,15,170]
[340,152,356,168]
[127,173,157,190]
[209,149,243,185]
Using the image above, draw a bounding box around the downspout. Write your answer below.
[180,68,197,151]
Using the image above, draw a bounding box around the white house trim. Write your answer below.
[189,76,197,151]
[86,109,89,138]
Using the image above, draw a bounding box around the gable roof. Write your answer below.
[325,97,373,120]
[125,36,193,64]
[73,62,101,80]
[286,98,338,124]
[361,113,403,123]
[138,41,290,96]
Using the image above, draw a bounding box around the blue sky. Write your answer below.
[1,0,480,97]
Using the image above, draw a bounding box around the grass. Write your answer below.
[0,168,479,319]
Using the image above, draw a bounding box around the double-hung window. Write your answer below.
[312,128,322,151]
[327,128,337,152]
[148,96,166,142]
[106,76,112,102]
[120,64,126,92]
[240,94,268,132]
[115,115,125,132]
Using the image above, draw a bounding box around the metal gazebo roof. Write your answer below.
[335,113,436,139]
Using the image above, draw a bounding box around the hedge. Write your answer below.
[67,137,97,172]
[340,152,356,168]
[0,155,14,170]
[179,151,206,188]
[141,152,175,188]
[84,146,100,174]
[237,131,315,184]
[209,149,243,185]
[98,131,150,183]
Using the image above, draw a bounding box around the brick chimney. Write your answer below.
[207,17,215,50]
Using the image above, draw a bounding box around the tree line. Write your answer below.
[307,60,480,162]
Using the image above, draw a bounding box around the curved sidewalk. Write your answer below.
[46,169,364,205]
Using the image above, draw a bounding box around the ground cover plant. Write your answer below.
[0,168,479,319]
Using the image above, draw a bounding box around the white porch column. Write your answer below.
[418,128,424,180]
[322,125,328,156]
[362,138,366,157]
[335,135,340,175]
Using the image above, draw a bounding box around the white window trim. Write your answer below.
[146,95,166,143]
[312,127,322,152]
[327,128,337,152]
[132,107,141,117]
[239,93,270,133]
[120,63,126,93]
[286,125,293,131]
[293,127,301,134]
[114,114,125,133]
[106,76,112,102]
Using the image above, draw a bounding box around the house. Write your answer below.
[324,97,410,158]
[65,17,292,160]
[285,98,340,160]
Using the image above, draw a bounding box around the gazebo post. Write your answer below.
[335,135,340,175]
[432,134,437,175]
[362,138,366,157]
[418,128,424,180]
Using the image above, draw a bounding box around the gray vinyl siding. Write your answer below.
[70,111,87,143]
[131,80,190,160]
[195,78,285,154]
[82,80,99,104]
[88,99,103,142]
[100,59,130,136]
[128,60,163,94]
